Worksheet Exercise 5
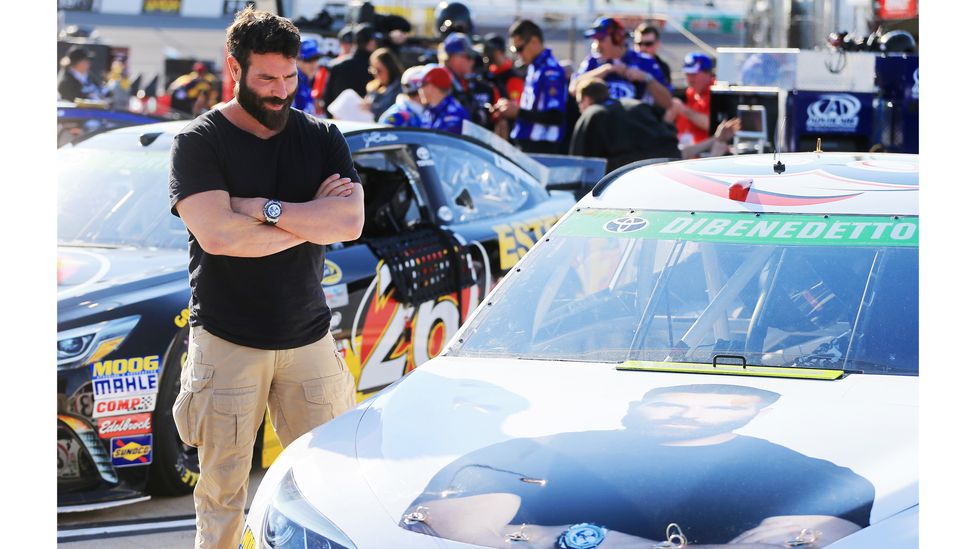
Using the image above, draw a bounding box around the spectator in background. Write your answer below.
[634,22,671,87]
[380,64,427,127]
[439,33,499,129]
[493,19,567,154]
[104,57,132,110]
[337,25,355,58]
[571,17,672,109]
[665,53,714,146]
[481,32,524,103]
[323,23,381,116]
[295,39,325,114]
[418,65,470,135]
[58,46,103,102]
[364,48,404,121]
[167,61,219,116]
[570,78,680,173]
[680,117,741,159]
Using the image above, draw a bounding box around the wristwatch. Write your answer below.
[263,199,282,225]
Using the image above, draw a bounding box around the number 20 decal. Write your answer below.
[350,245,489,394]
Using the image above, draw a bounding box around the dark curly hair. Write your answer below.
[225,6,301,74]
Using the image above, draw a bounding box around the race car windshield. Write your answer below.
[450,210,918,375]
[57,147,187,249]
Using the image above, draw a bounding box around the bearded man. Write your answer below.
[167,7,362,548]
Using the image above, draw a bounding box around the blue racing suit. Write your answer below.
[574,49,672,101]
[421,94,470,135]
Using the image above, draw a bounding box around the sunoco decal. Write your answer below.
[805,93,861,133]
[558,210,917,247]
[97,413,152,439]
[111,434,153,467]
[93,394,157,418]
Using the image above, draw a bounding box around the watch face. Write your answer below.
[266,202,281,218]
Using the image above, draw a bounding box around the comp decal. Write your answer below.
[493,215,561,270]
[91,355,160,378]
[93,373,158,398]
[175,308,189,328]
[97,413,152,439]
[93,394,157,418]
[111,434,153,467]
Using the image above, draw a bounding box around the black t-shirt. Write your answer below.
[411,430,875,544]
[168,108,360,349]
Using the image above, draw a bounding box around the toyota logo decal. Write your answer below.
[603,216,648,233]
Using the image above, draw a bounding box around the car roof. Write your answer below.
[580,153,918,216]
[66,117,388,152]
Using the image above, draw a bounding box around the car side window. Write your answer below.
[352,148,425,239]
[425,143,529,223]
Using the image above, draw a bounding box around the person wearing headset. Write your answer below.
[570,17,673,109]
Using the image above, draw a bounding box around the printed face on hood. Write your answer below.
[621,386,774,442]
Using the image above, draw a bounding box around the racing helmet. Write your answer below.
[401,64,428,94]
[879,30,917,54]
[435,2,474,37]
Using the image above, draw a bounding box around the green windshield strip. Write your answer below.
[617,360,846,380]
[556,210,917,247]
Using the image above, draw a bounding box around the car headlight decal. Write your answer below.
[261,469,357,549]
[57,315,139,371]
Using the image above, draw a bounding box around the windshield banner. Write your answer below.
[556,210,917,247]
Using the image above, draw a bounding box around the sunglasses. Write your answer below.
[509,43,526,54]
[636,40,656,47]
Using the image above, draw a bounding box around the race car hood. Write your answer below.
[334,357,917,546]
[57,245,186,321]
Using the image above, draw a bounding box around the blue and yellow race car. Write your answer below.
[56,119,599,511]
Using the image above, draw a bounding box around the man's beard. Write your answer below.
[236,77,295,131]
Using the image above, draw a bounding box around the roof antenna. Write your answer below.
[773,101,786,174]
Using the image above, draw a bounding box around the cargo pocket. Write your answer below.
[303,371,355,424]
[212,386,257,448]
[172,361,213,448]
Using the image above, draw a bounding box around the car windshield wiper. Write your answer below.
[617,357,862,380]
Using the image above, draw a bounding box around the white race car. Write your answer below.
[242,153,918,549]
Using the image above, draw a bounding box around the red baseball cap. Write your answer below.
[420,66,453,91]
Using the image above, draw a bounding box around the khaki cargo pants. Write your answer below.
[173,326,356,549]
